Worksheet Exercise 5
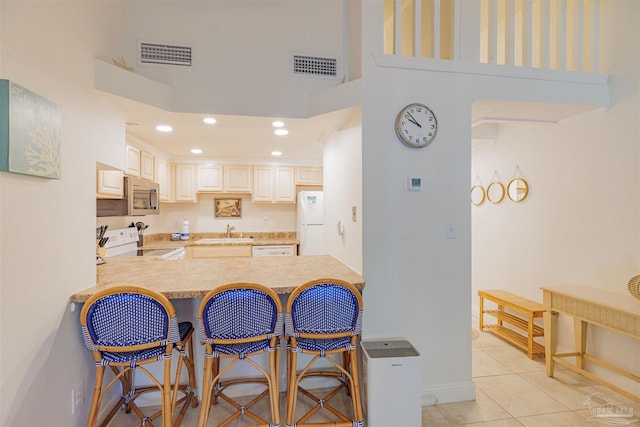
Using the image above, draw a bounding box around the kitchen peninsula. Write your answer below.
[71,255,364,303]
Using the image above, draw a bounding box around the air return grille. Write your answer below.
[139,42,192,66]
[293,55,338,77]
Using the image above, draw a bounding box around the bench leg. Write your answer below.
[479,297,484,331]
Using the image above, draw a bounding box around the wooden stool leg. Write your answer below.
[87,365,105,427]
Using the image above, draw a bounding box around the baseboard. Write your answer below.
[421,380,476,406]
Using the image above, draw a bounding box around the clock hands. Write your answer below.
[406,112,422,128]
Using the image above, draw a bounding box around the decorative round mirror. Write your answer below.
[471,185,486,206]
[487,182,505,204]
[507,178,529,202]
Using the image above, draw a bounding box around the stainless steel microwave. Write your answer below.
[97,177,159,217]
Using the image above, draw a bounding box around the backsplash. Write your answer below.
[96,194,297,234]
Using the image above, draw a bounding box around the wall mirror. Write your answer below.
[471,185,486,206]
[487,182,505,204]
[507,178,529,202]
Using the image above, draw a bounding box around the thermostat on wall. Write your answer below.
[406,176,422,191]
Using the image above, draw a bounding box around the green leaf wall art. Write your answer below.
[0,79,61,179]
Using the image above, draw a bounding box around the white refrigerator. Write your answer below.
[297,191,324,255]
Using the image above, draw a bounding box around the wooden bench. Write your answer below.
[478,289,546,359]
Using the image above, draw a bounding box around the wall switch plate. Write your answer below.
[445,222,457,239]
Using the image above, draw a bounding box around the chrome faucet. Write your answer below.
[226,224,236,238]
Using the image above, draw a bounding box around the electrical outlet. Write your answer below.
[71,388,83,415]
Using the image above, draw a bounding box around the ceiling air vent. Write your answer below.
[139,42,192,66]
[293,55,338,78]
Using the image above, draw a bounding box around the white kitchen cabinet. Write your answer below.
[192,245,252,258]
[155,158,173,202]
[295,167,323,186]
[124,145,141,177]
[140,150,155,181]
[252,166,273,202]
[224,165,252,193]
[174,163,197,203]
[275,167,296,202]
[96,169,124,198]
[197,164,223,192]
[252,166,295,203]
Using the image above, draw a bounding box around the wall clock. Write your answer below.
[394,103,438,148]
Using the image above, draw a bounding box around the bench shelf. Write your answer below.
[478,290,546,359]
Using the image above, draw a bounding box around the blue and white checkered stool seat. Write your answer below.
[197,283,283,427]
[294,337,353,352]
[285,279,364,427]
[100,321,193,364]
[80,286,198,427]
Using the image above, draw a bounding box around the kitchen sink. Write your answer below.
[194,237,254,244]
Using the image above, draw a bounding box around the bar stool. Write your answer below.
[197,282,283,427]
[285,278,364,427]
[80,285,198,427]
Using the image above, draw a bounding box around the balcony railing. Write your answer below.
[383,0,601,73]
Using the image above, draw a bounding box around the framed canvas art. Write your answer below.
[0,80,62,179]
[215,198,242,218]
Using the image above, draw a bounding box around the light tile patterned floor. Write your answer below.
[109,320,639,426]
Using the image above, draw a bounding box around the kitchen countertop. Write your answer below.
[71,255,364,303]
[141,233,298,248]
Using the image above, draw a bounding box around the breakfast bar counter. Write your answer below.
[71,255,364,303]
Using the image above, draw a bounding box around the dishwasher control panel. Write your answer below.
[252,245,296,257]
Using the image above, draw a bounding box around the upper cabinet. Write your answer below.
[124,145,141,177]
[197,164,223,192]
[295,167,323,186]
[252,166,295,203]
[175,163,197,203]
[96,169,124,198]
[224,165,252,193]
[125,144,155,181]
[155,157,173,202]
[140,150,155,181]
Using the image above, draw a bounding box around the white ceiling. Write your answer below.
[110,95,603,162]
[108,94,359,164]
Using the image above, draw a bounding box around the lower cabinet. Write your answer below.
[191,245,252,258]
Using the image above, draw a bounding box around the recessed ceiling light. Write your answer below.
[274,129,288,136]
[203,117,217,124]
[271,151,282,157]
[272,121,285,128]
[156,124,173,132]
[191,148,203,154]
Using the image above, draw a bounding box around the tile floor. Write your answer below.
[109,319,639,426]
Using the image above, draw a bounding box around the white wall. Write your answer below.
[323,114,363,273]
[361,2,474,403]
[119,1,347,118]
[0,3,126,425]
[472,0,640,394]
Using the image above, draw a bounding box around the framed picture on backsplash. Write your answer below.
[215,198,242,218]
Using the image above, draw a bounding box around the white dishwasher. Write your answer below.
[252,245,297,257]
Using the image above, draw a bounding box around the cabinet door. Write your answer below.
[175,163,197,202]
[155,158,171,201]
[295,167,323,185]
[124,145,141,177]
[224,165,252,193]
[275,167,295,202]
[140,150,155,181]
[252,166,274,202]
[96,170,124,198]
[197,164,223,192]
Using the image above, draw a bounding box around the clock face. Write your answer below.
[395,103,438,148]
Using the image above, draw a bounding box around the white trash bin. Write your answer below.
[361,339,422,427]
